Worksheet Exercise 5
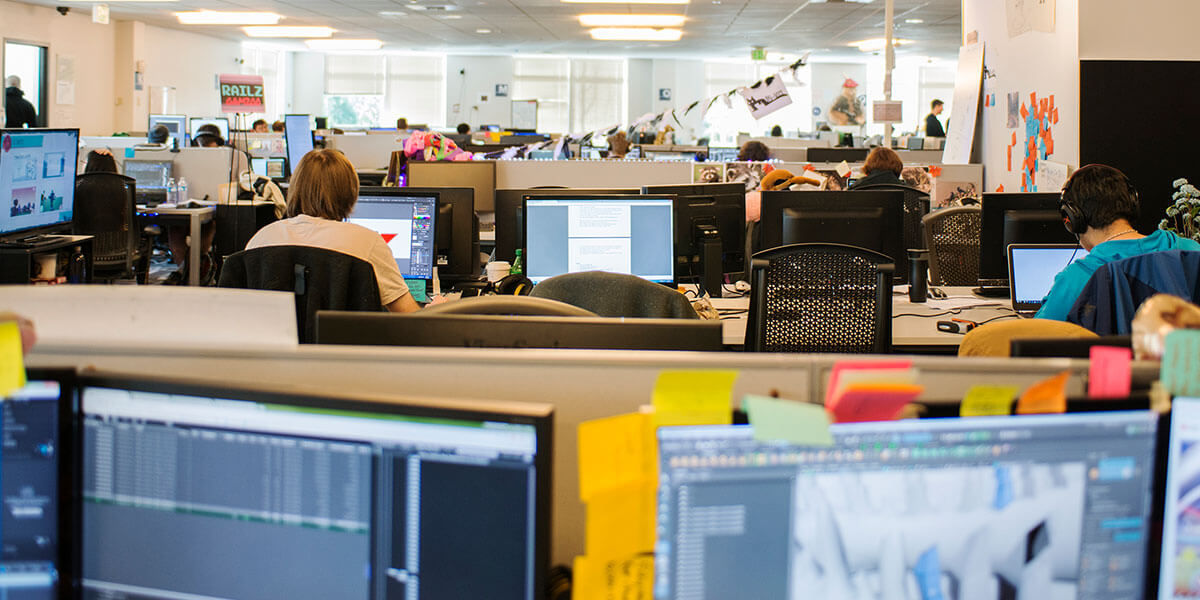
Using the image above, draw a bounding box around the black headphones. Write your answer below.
[493,274,532,295]
[1059,165,1138,235]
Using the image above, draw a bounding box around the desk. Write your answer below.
[136,205,216,286]
[715,286,1018,353]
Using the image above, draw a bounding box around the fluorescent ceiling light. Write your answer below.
[849,37,912,52]
[244,26,334,37]
[305,38,383,50]
[476,28,492,33]
[565,0,688,5]
[904,18,923,23]
[589,27,682,41]
[579,14,685,27]
[176,11,281,25]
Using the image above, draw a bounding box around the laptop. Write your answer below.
[122,159,173,206]
[1007,243,1088,316]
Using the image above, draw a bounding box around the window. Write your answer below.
[513,57,569,133]
[514,57,626,134]
[324,55,385,128]
[319,54,445,129]
[384,55,445,130]
[702,61,812,145]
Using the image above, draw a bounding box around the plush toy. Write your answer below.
[759,168,822,191]
[403,130,474,162]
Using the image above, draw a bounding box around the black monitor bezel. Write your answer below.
[642,183,747,281]
[364,185,477,280]
[74,371,553,600]
[979,192,1073,283]
[494,188,639,264]
[352,187,441,283]
[0,128,80,239]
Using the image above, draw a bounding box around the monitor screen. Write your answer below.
[284,114,314,175]
[1009,245,1088,306]
[147,114,186,147]
[122,159,172,192]
[657,411,1158,600]
[708,148,739,162]
[0,377,69,599]
[251,157,285,179]
[188,117,229,141]
[1162,397,1200,599]
[642,183,747,281]
[1,129,79,237]
[524,195,675,284]
[494,188,640,264]
[348,190,438,280]
[80,377,550,600]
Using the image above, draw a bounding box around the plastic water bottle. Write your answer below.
[511,249,524,275]
[177,177,189,205]
[166,178,178,206]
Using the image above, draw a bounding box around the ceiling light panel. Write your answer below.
[579,14,685,27]
[589,27,682,41]
[305,39,384,50]
[565,0,689,5]
[244,26,335,37]
[176,11,282,25]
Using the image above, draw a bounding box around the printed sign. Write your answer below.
[739,76,792,120]
[872,100,903,123]
[219,73,266,114]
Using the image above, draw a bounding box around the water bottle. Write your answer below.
[511,249,524,275]
[166,178,178,206]
[177,177,188,205]
[908,248,929,303]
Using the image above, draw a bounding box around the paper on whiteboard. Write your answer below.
[1037,160,1069,193]
[1007,0,1055,37]
[942,43,985,165]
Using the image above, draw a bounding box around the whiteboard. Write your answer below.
[942,43,985,164]
[511,99,538,130]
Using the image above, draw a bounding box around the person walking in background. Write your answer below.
[4,76,37,128]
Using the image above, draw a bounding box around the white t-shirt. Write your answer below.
[246,214,411,305]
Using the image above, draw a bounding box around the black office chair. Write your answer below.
[853,182,930,256]
[747,243,894,353]
[218,245,384,343]
[530,271,698,319]
[73,172,154,283]
[922,205,981,286]
[422,295,598,317]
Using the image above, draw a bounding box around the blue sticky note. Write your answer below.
[744,395,833,446]
[124,147,135,158]
[404,279,428,303]
[914,547,945,600]
[1162,330,1200,396]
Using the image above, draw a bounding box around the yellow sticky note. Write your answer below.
[0,322,26,397]
[651,370,738,427]
[744,395,834,446]
[572,554,654,600]
[1017,371,1070,415]
[578,412,655,502]
[585,481,656,558]
[961,385,1018,417]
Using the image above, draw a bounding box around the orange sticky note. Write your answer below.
[996,184,1005,192]
[928,165,942,178]
[1007,146,1012,171]
[1089,346,1132,399]
[1011,131,1017,146]
[1020,104,1029,119]
[1017,371,1069,415]
[828,384,923,423]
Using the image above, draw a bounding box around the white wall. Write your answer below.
[1079,0,1200,60]
[290,52,324,118]
[963,0,1079,191]
[445,54,513,129]
[142,26,242,123]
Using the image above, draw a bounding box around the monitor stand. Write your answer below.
[972,285,1011,298]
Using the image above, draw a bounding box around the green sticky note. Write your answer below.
[651,370,738,427]
[405,279,428,303]
[1163,330,1200,397]
[744,394,834,446]
[0,322,27,397]
[961,385,1017,417]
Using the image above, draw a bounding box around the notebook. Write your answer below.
[1007,243,1089,316]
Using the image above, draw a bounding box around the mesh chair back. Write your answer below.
[422,295,598,317]
[922,205,982,285]
[854,183,930,256]
[747,243,893,353]
[73,173,137,268]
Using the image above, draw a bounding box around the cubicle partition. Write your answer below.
[231,133,286,158]
[325,133,404,170]
[130,147,243,204]
[494,159,694,189]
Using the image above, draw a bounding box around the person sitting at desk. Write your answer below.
[456,123,471,135]
[83,149,118,174]
[1036,164,1200,320]
[850,147,904,189]
[737,140,770,162]
[252,119,269,133]
[246,149,421,313]
[271,120,285,133]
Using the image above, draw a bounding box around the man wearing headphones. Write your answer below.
[1036,164,1200,320]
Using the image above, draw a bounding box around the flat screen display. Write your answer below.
[1,128,78,237]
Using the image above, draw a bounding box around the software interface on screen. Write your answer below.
[525,196,674,283]
[285,115,314,172]
[187,118,229,140]
[122,161,172,193]
[81,386,541,600]
[348,194,437,279]
[1,129,78,237]
[0,381,63,599]
[656,412,1158,600]
[1160,397,1200,599]
[251,157,285,179]
[1010,246,1089,305]
[707,148,739,162]
[147,115,186,147]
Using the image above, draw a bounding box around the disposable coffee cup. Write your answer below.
[486,261,511,282]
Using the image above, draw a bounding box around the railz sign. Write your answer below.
[219,74,265,114]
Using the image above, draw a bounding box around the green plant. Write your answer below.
[1161,178,1200,242]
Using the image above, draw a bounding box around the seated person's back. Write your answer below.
[1036,164,1200,320]
[850,147,904,189]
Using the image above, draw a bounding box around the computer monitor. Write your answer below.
[482,125,501,132]
[707,148,739,162]
[759,190,907,282]
[0,369,76,600]
[366,186,478,282]
[1159,396,1200,600]
[284,114,315,177]
[347,188,437,281]
[807,147,868,162]
[122,159,173,205]
[642,183,747,293]
[657,411,1159,600]
[524,194,675,284]
[0,128,79,239]
[187,117,229,142]
[251,156,286,179]
[78,373,552,600]
[406,161,496,212]
[315,312,723,351]
[147,114,186,147]
[494,188,639,264]
[979,193,1076,285]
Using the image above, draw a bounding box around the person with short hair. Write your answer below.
[147,125,171,145]
[737,140,770,162]
[770,125,783,137]
[851,147,904,189]
[1036,164,1200,320]
[4,75,37,129]
[246,149,420,313]
[193,124,224,147]
[925,99,946,137]
[252,119,269,133]
[271,120,285,132]
[456,123,471,135]
[83,149,118,174]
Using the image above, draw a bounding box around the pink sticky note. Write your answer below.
[825,360,913,404]
[1089,346,1133,398]
[827,384,924,423]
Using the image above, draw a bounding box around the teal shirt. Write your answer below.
[1034,230,1200,321]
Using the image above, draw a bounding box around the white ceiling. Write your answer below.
[30,0,961,59]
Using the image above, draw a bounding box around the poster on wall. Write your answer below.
[810,64,867,128]
[942,43,985,165]
[218,74,265,114]
[739,76,792,120]
[1006,0,1055,38]
[55,55,75,106]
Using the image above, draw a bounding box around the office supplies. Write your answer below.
[1016,370,1070,414]
[122,159,173,206]
[743,394,833,446]
[960,385,1018,416]
[1007,243,1088,315]
[1,129,79,241]
[1162,329,1200,397]
[1088,346,1132,398]
[0,321,25,395]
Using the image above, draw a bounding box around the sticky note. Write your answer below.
[996,184,1005,193]
[1088,346,1132,399]
[831,368,918,402]
[824,360,912,404]
[572,554,654,600]
[835,160,852,178]
[1016,371,1069,415]
[124,147,135,159]
[1162,330,1200,397]
[961,385,1018,417]
[578,412,654,501]
[404,278,428,303]
[584,481,655,558]
[1011,131,1017,146]
[651,370,737,427]
[744,395,833,446]
[1007,146,1012,171]
[827,384,923,423]
[928,165,942,178]
[0,322,26,397]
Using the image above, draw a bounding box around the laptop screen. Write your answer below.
[657,412,1158,600]
[524,195,675,284]
[348,192,437,280]
[1008,244,1088,309]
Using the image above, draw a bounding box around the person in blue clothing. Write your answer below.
[1036,164,1200,320]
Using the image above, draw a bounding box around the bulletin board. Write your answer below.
[511,100,538,131]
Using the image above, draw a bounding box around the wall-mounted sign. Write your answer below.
[495,83,509,97]
[872,100,903,123]
[218,73,265,114]
[658,88,672,101]
[751,46,766,61]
